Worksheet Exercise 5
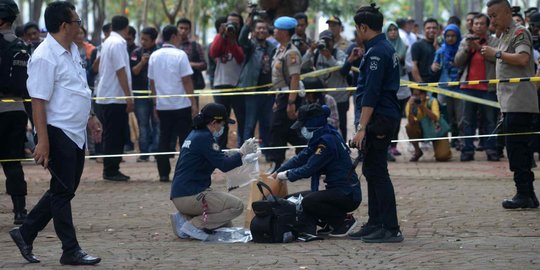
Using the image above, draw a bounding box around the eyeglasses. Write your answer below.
[68,19,82,26]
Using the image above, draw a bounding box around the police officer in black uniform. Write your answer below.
[272,103,361,237]
[0,0,28,225]
[348,3,404,243]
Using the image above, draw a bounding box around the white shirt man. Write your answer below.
[148,43,193,110]
[147,25,197,182]
[96,31,132,103]
[28,34,91,148]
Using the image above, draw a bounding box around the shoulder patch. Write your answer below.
[287,51,300,65]
[315,144,326,155]
[212,143,220,151]
[369,60,379,71]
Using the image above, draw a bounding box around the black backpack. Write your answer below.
[250,181,298,243]
[0,33,30,98]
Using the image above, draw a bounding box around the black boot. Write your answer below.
[11,196,27,225]
[502,193,535,209]
[531,182,539,208]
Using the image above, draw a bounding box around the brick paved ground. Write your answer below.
[1,110,540,269]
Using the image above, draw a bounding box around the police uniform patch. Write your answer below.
[315,144,326,155]
[288,53,298,65]
[370,60,378,71]
[212,143,220,151]
[515,28,525,42]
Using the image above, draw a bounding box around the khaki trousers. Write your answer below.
[406,121,452,161]
[172,188,243,230]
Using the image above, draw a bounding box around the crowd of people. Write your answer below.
[1,0,540,265]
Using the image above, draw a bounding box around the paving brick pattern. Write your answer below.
[1,118,539,269]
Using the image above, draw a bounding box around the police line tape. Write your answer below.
[2,131,540,163]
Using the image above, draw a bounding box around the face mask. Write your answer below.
[301,127,314,140]
[213,126,224,138]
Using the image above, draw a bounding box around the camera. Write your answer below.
[317,39,327,50]
[226,22,237,34]
[348,139,358,149]
[414,98,422,105]
[466,36,480,41]
[248,2,267,19]
[292,37,302,48]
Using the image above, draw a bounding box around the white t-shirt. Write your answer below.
[148,44,193,110]
[96,31,132,104]
[27,34,92,149]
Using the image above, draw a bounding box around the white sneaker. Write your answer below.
[170,212,189,239]
[180,221,210,241]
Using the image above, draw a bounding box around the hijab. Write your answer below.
[383,21,406,59]
[439,24,462,68]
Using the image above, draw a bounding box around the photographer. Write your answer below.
[302,30,349,140]
[454,13,500,162]
[292,12,312,56]
[405,89,451,162]
[209,12,245,148]
[238,10,276,159]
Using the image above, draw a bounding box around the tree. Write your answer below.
[91,0,106,44]
[160,0,183,25]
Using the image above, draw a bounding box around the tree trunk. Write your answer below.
[160,0,183,25]
[432,0,439,19]
[91,0,106,45]
[31,0,43,23]
[142,0,149,27]
[82,0,89,32]
[413,0,424,32]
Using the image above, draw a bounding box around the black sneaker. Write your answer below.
[349,223,380,239]
[486,152,500,162]
[329,216,357,237]
[316,224,333,236]
[361,228,404,243]
[103,172,130,181]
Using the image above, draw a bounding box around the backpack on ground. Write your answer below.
[0,33,30,98]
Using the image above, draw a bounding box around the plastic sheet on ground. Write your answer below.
[225,151,260,191]
[206,227,252,243]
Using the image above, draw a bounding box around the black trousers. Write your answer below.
[503,112,537,195]
[0,111,28,196]
[20,125,85,254]
[267,108,306,164]
[213,86,245,148]
[99,104,128,176]
[337,101,349,141]
[156,108,192,177]
[362,114,400,232]
[292,189,359,227]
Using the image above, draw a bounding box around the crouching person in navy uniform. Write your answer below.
[271,103,361,237]
[169,103,258,241]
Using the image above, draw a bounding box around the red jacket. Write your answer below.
[209,34,244,64]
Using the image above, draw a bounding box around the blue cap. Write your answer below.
[274,16,297,30]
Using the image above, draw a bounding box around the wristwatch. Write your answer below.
[357,124,365,132]
[495,51,502,59]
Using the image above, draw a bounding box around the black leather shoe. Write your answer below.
[460,152,474,162]
[502,194,535,209]
[486,152,500,162]
[60,250,101,265]
[9,227,40,263]
[103,172,130,181]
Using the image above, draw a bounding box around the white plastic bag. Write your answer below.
[225,151,260,191]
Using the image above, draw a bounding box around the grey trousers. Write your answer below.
[172,188,243,230]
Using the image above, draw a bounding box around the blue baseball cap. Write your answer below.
[274,16,297,30]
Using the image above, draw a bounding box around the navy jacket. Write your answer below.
[170,128,242,199]
[355,33,401,120]
[277,125,361,203]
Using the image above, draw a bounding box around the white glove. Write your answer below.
[242,152,259,165]
[277,171,289,181]
[239,137,258,155]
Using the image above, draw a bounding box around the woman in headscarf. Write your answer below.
[431,24,462,149]
[383,21,409,159]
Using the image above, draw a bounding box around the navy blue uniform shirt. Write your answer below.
[355,33,401,120]
[276,125,361,203]
[170,128,242,199]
